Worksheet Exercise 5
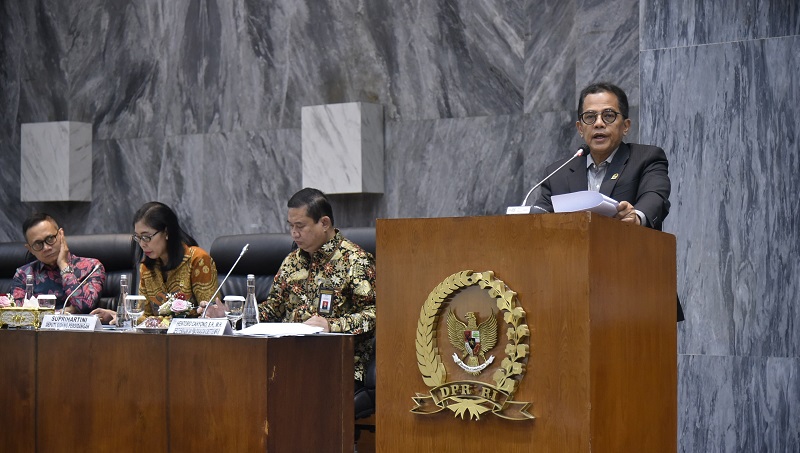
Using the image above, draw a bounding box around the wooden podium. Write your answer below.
[376,213,677,452]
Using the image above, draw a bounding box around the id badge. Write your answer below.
[318,289,333,315]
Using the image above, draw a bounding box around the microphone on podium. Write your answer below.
[201,243,249,318]
[61,264,102,313]
[506,145,589,214]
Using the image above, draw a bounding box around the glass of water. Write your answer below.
[223,296,245,331]
[37,294,56,309]
[125,295,147,327]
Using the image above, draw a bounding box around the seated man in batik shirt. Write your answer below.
[260,188,376,384]
[11,213,106,313]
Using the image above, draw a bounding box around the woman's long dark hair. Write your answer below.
[133,202,198,272]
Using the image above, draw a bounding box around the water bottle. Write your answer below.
[115,275,131,329]
[24,273,34,305]
[243,274,259,329]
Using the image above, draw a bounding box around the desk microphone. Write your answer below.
[506,145,589,214]
[201,244,249,318]
[61,264,102,314]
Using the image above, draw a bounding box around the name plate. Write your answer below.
[40,315,102,331]
[167,318,232,336]
[506,205,532,215]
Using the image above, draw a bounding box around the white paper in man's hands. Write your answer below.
[552,190,619,217]
[238,322,324,337]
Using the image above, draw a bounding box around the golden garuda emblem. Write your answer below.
[412,270,533,421]
[446,310,497,375]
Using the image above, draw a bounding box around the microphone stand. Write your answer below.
[521,146,588,206]
[201,244,249,318]
[507,146,588,214]
[60,264,102,315]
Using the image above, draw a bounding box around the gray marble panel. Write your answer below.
[142,130,299,248]
[89,136,167,234]
[642,0,800,50]
[0,1,22,140]
[579,0,639,33]
[327,193,385,229]
[0,140,25,242]
[65,0,202,140]
[21,122,92,202]
[17,0,207,140]
[575,0,640,108]
[642,37,800,358]
[376,0,525,121]
[301,103,384,194]
[734,357,800,452]
[15,1,69,124]
[205,0,524,133]
[206,0,340,132]
[81,129,301,247]
[0,0,25,240]
[198,129,302,242]
[525,0,576,113]
[678,354,736,452]
[623,106,640,145]
[383,114,524,219]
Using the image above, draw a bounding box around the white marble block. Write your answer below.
[20,121,92,202]
[301,103,384,194]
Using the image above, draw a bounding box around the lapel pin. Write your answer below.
[611,173,619,180]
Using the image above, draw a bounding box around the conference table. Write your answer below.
[0,328,354,452]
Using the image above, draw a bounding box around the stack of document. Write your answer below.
[552,190,619,217]
[238,323,324,337]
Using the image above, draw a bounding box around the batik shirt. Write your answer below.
[261,230,376,381]
[138,244,218,315]
[12,254,106,314]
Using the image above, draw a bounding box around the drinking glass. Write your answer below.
[38,294,56,309]
[125,295,147,327]
[223,296,245,331]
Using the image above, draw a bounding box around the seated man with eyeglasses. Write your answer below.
[11,213,106,313]
[533,82,671,230]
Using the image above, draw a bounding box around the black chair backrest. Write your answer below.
[0,242,32,296]
[210,233,294,301]
[339,227,377,257]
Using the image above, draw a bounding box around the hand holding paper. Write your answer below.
[615,201,641,225]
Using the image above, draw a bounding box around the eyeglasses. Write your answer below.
[132,231,162,244]
[29,234,59,251]
[579,109,623,125]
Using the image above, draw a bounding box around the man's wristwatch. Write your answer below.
[60,266,73,276]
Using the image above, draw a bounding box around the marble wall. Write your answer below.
[641,1,800,450]
[1,0,798,450]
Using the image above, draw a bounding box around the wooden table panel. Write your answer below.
[1,330,354,452]
[0,330,36,453]
[37,331,169,452]
[168,335,269,452]
[265,335,355,453]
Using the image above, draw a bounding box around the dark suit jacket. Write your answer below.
[533,142,671,231]
[532,142,684,321]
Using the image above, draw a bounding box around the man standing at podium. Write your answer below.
[533,82,683,321]
[533,82,671,231]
